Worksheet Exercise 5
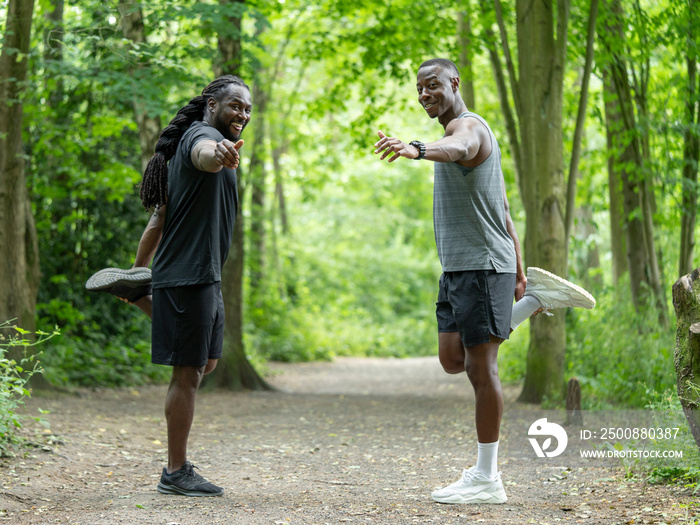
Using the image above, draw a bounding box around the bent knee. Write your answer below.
[439,355,465,375]
[203,359,218,375]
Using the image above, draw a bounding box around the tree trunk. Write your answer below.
[43,0,64,107]
[212,0,270,390]
[603,88,628,287]
[600,0,667,326]
[564,0,598,243]
[671,269,700,451]
[118,0,161,173]
[483,0,522,189]
[0,0,39,334]
[516,0,570,403]
[573,206,600,285]
[680,50,699,277]
[248,79,269,297]
[272,147,289,236]
[457,7,476,110]
[603,62,649,306]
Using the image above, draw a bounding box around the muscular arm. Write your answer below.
[374,118,490,166]
[133,205,166,268]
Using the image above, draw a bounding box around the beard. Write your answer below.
[212,114,243,142]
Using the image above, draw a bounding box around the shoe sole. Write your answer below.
[85,267,152,291]
[157,482,223,497]
[432,489,507,504]
[527,267,596,309]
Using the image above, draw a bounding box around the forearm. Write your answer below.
[193,141,225,173]
[133,207,165,267]
[423,136,479,163]
[506,213,525,280]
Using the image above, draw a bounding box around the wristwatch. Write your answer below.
[409,140,426,160]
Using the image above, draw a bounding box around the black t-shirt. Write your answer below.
[152,121,238,288]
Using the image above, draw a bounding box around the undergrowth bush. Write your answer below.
[642,388,700,490]
[566,280,675,409]
[38,300,169,387]
[0,321,58,455]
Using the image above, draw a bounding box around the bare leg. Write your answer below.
[438,331,467,374]
[164,359,218,473]
[132,295,152,318]
[465,335,503,443]
[439,332,503,442]
[165,365,205,473]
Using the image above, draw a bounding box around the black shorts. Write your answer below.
[151,282,225,367]
[436,270,515,347]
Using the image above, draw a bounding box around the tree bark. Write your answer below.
[482,0,522,189]
[248,78,269,297]
[457,7,476,110]
[212,0,270,391]
[565,0,598,242]
[600,0,667,326]
[118,0,161,173]
[272,147,289,236]
[602,71,630,285]
[43,0,64,107]
[672,269,700,451]
[604,62,649,306]
[680,42,699,277]
[516,0,570,403]
[0,0,39,334]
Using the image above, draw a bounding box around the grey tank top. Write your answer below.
[433,112,516,273]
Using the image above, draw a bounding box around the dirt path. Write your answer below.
[1,357,697,524]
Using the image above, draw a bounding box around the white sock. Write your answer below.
[475,441,499,479]
[510,295,542,331]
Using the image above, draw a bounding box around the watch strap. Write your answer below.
[409,140,426,160]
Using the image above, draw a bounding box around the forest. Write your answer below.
[1,0,699,481]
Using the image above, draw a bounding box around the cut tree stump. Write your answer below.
[566,377,583,426]
[671,268,700,450]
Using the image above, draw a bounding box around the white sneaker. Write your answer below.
[524,267,596,310]
[431,467,507,504]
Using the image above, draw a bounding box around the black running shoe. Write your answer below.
[157,462,224,497]
[85,267,152,303]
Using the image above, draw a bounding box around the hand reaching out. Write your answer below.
[374,130,419,162]
[215,139,244,169]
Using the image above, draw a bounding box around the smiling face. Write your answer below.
[207,84,252,141]
[416,64,459,122]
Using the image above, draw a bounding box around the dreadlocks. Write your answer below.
[139,75,250,209]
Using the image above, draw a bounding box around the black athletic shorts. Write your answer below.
[151,282,225,367]
[436,270,515,347]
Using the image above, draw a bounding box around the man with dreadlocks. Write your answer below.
[86,75,252,497]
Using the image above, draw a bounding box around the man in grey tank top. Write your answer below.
[374,58,595,504]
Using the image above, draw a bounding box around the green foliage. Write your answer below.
[13,0,700,431]
[565,278,676,409]
[0,321,58,456]
[244,151,440,362]
[496,320,530,384]
[643,389,700,489]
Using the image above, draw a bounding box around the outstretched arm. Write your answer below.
[192,139,244,172]
[374,119,489,165]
